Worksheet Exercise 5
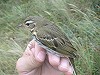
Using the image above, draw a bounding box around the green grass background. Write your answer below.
[0,0,100,75]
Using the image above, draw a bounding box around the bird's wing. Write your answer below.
[33,20,77,57]
[36,34,77,58]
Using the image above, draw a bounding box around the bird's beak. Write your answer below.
[18,24,22,27]
[17,24,24,28]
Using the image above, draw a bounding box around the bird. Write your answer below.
[20,16,77,75]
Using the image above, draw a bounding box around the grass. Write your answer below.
[0,0,100,75]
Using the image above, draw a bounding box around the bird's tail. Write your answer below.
[69,57,77,75]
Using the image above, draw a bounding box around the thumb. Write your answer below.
[16,40,46,74]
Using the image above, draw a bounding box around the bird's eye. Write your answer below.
[25,23,30,26]
[25,20,34,26]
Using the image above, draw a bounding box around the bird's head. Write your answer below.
[18,16,43,33]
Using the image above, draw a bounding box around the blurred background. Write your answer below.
[0,0,100,75]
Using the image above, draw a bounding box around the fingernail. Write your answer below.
[37,51,46,62]
[58,59,68,71]
[68,67,74,74]
[28,44,31,48]
[60,62,68,70]
[31,48,35,53]
[52,55,60,65]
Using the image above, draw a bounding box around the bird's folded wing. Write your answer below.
[37,35,77,58]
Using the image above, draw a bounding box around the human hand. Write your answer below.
[16,40,73,75]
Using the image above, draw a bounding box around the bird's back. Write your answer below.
[34,18,77,58]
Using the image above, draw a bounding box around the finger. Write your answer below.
[58,58,74,75]
[35,42,46,62]
[58,58,71,72]
[48,53,60,66]
[27,40,35,49]
[64,67,73,75]
[23,40,35,56]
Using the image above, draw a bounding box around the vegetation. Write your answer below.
[0,0,100,75]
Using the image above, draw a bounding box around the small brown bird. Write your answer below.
[20,16,77,75]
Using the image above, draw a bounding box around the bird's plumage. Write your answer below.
[23,16,77,58]
[21,16,77,75]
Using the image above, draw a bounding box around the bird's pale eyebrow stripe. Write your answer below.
[25,20,34,24]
